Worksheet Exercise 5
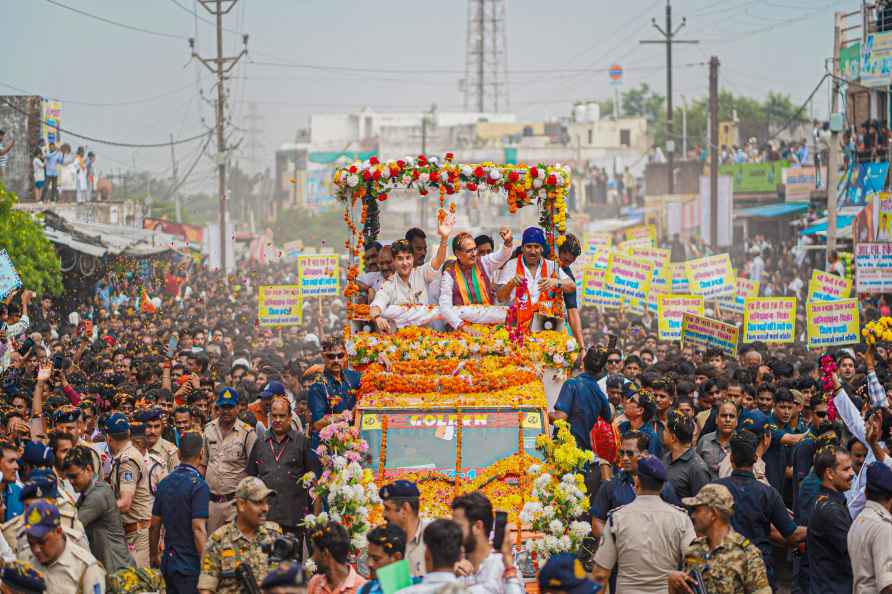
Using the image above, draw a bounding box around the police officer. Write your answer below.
[21,500,106,593]
[130,421,167,499]
[53,405,102,474]
[380,480,431,578]
[203,387,258,534]
[668,484,770,594]
[261,561,303,594]
[138,407,180,473]
[106,412,153,567]
[538,552,602,594]
[1,560,47,593]
[807,445,854,593]
[198,476,281,594]
[593,457,695,593]
[848,461,892,592]
[307,338,360,451]
[8,469,89,559]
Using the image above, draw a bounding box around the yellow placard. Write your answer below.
[624,224,657,245]
[605,252,653,301]
[258,285,302,327]
[630,246,672,293]
[520,411,543,429]
[684,254,735,299]
[584,232,612,256]
[807,298,859,349]
[361,414,382,431]
[671,262,690,293]
[581,269,622,308]
[808,270,852,302]
[298,254,340,298]
[658,294,705,340]
[743,297,797,344]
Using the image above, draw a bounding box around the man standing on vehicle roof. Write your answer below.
[307,338,360,453]
[495,227,574,314]
[380,480,431,578]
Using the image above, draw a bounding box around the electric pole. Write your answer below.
[641,0,698,194]
[190,0,247,271]
[709,57,720,249]
[827,12,843,259]
[169,133,182,223]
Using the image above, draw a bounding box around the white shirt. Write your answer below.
[460,552,507,594]
[496,256,569,305]
[439,244,513,329]
[358,271,385,292]
[33,158,45,182]
[371,262,440,310]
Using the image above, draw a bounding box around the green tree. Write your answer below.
[622,83,666,124]
[0,184,62,296]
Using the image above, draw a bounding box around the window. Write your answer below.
[620,129,631,147]
[587,129,594,145]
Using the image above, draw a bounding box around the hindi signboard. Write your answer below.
[624,224,656,245]
[719,277,760,315]
[855,243,892,293]
[605,252,653,301]
[681,312,740,357]
[806,299,860,349]
[684,254,735,299]
[298,255,340,297]
[808,271,852,302]
[743,297,797,344]
[581,269,621,308]
[258,285,302,327]
[630,246,671,293]
[658,294,705,340]
[671,262,689,293]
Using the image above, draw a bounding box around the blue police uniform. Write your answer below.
[308,369,361,449]
[554,372,611,452]
[589,470,680,521]
[714,469,797,589]
[764,415,796,503]
[152,463,210,594]
[3,482,22,521]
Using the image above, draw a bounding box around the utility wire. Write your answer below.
[43,0,187,39]
[0,97,212,148]
[167,0,242,35]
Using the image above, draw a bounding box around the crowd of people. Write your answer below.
[0,213,889,594]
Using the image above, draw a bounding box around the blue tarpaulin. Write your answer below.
[736,202,809,218]
[800,215,855,236]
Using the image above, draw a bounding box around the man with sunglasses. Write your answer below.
[596,350,626,397]
[307,338,360,452]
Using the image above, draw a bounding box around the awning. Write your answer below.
[736,202,809,219]
[800,215,855,236]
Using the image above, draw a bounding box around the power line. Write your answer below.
[43,0,187,39]
[0,97,212,148]
[0,81,193,107]
[167,0,242,35]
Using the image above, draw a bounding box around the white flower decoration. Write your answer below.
[347,174,360,188]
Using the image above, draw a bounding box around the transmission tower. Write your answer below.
[463,0,509,113]
[244,101,264,167]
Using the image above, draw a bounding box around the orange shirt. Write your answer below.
[308,567,367,594]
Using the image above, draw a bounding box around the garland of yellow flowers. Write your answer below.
[378,414,389,482]
[455,407,463,499]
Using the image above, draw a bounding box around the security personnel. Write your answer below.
[807,445,854,594]
[307,338,360,451]
[53,406,102,476]
[261,561,304,594]
[20,501,106,593]
[1,560,47,592]
[379,480,431,578]
[7,470,89,559]
[538,552,602,594]
[714,430,805,589]
[593,457,695,593]
[202,387,258,534]
[848,461,892,592]
[106,412,153,567]
[670,484,771,594]
[198,476,281,594]
[138,407,180,473]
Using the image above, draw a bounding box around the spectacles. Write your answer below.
[813,411,829,418]
[607,359,622,365]
[324,352,346,360]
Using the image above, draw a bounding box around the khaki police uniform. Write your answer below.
[5,496,89,558]
[149,436,180,473]
[405,518,433,578]
[593,494,696,593]
[23,538,106,594]
[144,450,168,498]
[76,437,103,476]
[203,418,257,533]
[109,441,152,567]
[198,520,281,594]
[683,529,771,594]
[848,499,892,593]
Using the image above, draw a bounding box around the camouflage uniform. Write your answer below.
[197,476,281,593]
[683,529,771,594]
[197,519,281,593]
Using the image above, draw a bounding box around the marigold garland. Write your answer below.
[378,414,388,482]
[455,406,463,499]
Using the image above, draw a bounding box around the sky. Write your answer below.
[5,0,858,191]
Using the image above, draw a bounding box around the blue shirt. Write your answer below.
[561,265,578,310]
[152,464,210,576]
[308,369,361,448]
[764,414,794,498]
[45,151,63,176]
[714,470,797,586]
[590,470,680,520]
[617,420,662,459]
[554,372,611,452]
[3,482,22,521]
